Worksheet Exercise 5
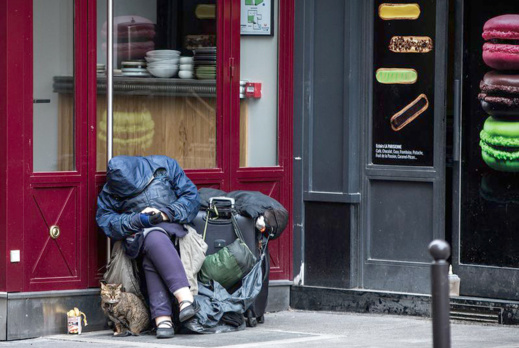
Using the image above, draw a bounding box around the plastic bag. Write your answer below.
[102,241,143,300]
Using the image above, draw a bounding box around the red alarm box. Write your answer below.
[245,82,262,98]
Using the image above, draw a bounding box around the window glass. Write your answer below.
[96,0,217,172]
[239,1,278,167]
[460,0,519,268]
[33,0,75,172]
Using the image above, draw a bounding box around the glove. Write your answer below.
[133,212,164,228]
[148,212,164,225]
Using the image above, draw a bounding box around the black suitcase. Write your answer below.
[192,197,269,327]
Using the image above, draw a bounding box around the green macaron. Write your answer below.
[480,116,519,172]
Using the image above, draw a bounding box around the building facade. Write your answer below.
[292,0,519,325]
[2,0,519,341]
[0,0,293,339]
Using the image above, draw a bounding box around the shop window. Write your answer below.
[239,1,279,167]
[33,0,75,172]
[95,0,217,172]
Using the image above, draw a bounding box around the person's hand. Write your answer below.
[141,207,161,215]
[141,207,169,223]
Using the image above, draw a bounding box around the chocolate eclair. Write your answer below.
[390,94,429,131]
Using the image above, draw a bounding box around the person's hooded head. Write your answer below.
[104,156,155,198]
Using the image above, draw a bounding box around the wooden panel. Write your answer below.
[57,94,75,171]
[93,95,218,171]
[59,96,249,173]
[27,186,81,285]
[239,101,248,167]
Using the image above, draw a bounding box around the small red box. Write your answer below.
[245,82,262,98]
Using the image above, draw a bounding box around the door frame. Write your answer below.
[229,0,293,280]
[11,0,91,292]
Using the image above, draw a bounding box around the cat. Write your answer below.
[100,283,150,336]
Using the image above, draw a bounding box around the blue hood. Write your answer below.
[104,156,156,198]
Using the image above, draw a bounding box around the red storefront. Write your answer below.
[0,0,293,339]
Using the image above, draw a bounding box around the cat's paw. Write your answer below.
[114,331,131,337]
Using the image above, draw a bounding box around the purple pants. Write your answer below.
[141,231,190,319]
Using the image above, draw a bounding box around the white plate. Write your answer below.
[180,57,194,64]
[122,68,148,72]
[178,71,194,79]
[147,67,178,78]
[122,71,151,77]
[146,50,181,56]
[179,64,194,71]
[145,57,180,64]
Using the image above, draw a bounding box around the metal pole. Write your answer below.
[429,240,451,348]
[106,0,114,263]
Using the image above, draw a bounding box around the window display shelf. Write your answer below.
[53,76,217,98]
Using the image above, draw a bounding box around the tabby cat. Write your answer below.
[100,283,150,336]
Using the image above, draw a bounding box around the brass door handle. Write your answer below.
[49,225,60,239]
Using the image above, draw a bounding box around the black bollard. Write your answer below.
[429,240,451,348]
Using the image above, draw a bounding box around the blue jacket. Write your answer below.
[96,155,200,243]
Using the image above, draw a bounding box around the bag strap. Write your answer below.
[230,212,254,255]
[202,206,255,256]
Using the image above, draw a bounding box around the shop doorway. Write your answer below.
[88,0,292,286]
[18,0,291,292]
[25,0,90,291]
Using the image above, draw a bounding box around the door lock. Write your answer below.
[49,225,60,239]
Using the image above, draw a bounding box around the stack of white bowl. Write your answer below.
[145,50,180,78]
[178,56,194,79]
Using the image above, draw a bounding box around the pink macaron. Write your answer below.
[483,14,519,70]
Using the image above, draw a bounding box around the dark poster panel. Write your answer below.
[372,0,436,166]
[461,1,519,268]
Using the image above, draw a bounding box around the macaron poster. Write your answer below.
[372,0,436,166]
[479,15,519,172]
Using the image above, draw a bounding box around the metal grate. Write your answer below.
[450,304,502,324]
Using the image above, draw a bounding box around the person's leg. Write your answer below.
[142,231,196,321]
[142,253,173,320]
[142,231,190,294]
[142,253,175,338]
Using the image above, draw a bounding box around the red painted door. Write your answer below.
[24,0,89,291]
[229,0,293,280]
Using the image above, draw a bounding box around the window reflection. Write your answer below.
[96,0,217,172]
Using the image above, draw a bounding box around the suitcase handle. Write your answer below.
[209,196,235,208]
[202,207,252,256]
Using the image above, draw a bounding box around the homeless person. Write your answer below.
[96,155,201,339]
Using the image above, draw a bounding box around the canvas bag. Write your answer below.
[102,240,144,300]
[198,238,257,290]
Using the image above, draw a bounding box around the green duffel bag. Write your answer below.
[199,239,257,291]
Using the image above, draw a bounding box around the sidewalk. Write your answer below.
[1,310,518,347]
